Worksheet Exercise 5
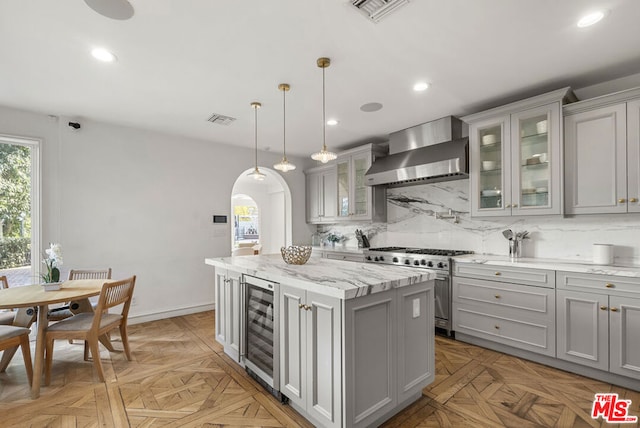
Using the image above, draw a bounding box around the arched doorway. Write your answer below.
[231,167,292,255]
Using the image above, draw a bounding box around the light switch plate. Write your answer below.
[412,298,420,318]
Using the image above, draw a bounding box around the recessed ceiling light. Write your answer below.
[327,119,339,126]
[577,10,607,28]
[91,48,116,62]
[413,82,430,92]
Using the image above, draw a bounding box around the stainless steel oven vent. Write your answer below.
[207,113,236,125]
[351,0,409,22]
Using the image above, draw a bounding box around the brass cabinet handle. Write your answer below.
[495,272,501,276]
[600,305,608,311]
[605,283,615,288]
[618,198,626,203]
[298,303,305,309]
[304,304,312,311]
[610,307,619,312]
[495,294,501,299]
[630,198,639,203]
[494,325,500,330]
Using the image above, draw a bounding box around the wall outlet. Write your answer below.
[412,298,420,318]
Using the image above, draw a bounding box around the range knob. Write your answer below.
[420,259,427,265]
[437,262,444,268]
[427,261,433,267]
[366,256,372,261]
[404,259,410,265]
[392,257,399,263]
[379,256,385,261]
[413,260,420,266]
[374,257,379,261]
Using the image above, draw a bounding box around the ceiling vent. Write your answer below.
[207,113,236,125]
[351,0,409,23]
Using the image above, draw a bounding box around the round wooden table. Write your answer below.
[0,280,109,398]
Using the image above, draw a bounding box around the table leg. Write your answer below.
[0,307,36,372]
[31,304,47,399]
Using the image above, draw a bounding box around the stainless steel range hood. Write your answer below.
[365,116,468,187]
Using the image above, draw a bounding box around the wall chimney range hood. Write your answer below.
[365,116,468,188]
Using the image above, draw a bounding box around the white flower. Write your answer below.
[45,243,63,266]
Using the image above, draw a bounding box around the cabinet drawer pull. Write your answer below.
[610,307,619,312]
[618,198,626,203]
[630,198,638,203]
[605,283,615,288]
[494,294,501,299]
[600,305,608,311]
[495,272,501,276]
[494,325,500,330]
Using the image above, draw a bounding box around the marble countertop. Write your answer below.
[455,254,640,278]
[205,254,436,299]
[311,245,366,254]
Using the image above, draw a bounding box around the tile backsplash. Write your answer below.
[318,180,640,266]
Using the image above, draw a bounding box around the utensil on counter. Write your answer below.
[502,229,513,240]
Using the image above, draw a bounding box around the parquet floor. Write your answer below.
[0,311,637,427]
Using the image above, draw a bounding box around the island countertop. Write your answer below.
[205,254,436,299]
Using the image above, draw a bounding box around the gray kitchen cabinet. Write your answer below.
[463,88,575,217]
[336,144,386,222]
[306,165,337,224]
[556,271,640,380]
[280,285,342,428]
[214,268,242,362]
[564,87,640,214]
[452,270,556,357]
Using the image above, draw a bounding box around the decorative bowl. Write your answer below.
[281,246,312,265]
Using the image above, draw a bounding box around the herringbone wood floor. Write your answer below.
[0,311,638,427]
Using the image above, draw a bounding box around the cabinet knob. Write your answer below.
[494,325,500,330]
[618,198,626,203]
[298,303,305,309]
[495,272,501,276]
[605,283,615,288]
[305,304,312,311]
[600,305,608,311]
[630,198,638,203]
[610,307,619,312]
[494,294,501,299]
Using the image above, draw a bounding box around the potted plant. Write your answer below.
[42,243,63,290]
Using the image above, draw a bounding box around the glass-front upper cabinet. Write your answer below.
[511,103,561,216]
[470,115,511,217]
[335,144,387,222]
[465,88,573,217]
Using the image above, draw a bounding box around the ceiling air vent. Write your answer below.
[207,113,236,126]
[351,0,409,23]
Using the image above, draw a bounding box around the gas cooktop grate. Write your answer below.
[367,247,473,256]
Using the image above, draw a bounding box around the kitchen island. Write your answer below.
[205,254,436,428]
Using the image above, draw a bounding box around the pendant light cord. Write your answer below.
[322,65,326,151]
[254,105,258,169]
[283,88,287,159]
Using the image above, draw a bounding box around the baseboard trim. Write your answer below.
[128,303,214,325]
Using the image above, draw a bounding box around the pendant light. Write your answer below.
[247,102,266,181]
[311,57,337,163]
[273,83,296,172]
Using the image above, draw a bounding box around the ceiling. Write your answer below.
[1,0,640,159]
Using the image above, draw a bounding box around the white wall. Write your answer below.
[0,104,314,322]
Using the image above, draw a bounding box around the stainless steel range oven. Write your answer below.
[363,247,473,336]
[241,274,282,399]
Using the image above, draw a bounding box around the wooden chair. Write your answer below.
[47,268,112,322]
[0,325,33,385]
[44,276,135,384]
[0,276,16,325]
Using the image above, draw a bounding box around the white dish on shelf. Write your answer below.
[482,134,496,145]
[536,120,548,134]
[482,160,496,170]
[536,187,548,193]
[532,153,548,163]
[481,189,501,197]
